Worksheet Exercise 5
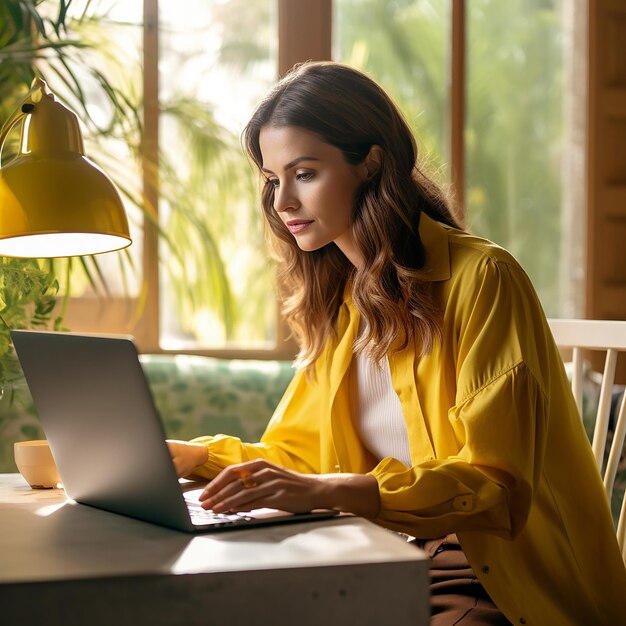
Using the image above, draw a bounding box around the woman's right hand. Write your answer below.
[198,459,381,518]
[166,440,208,477]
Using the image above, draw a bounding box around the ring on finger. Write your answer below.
[235,469,258,489]
[240,475,258,489]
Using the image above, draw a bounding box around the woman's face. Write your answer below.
[259,125,367,268]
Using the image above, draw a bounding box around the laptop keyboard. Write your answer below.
[186,500,255,527]
[181,487,320,527]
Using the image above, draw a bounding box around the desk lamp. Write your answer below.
[0,77,131,258]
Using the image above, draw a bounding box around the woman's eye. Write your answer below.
[296,171,314,182]
[267,178,280,188]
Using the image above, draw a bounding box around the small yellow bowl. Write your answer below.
[14,440,61,489]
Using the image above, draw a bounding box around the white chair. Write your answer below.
[547,318,626,566]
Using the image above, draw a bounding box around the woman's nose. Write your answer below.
[274,185,299,213]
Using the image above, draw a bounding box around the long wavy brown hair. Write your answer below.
[243,62,462,369]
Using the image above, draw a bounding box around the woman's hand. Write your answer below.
[166,440,208,478]
[198,459,381,518]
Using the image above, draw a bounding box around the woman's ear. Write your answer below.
[363,145,382,180]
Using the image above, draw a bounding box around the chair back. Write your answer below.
[547,318,626,566]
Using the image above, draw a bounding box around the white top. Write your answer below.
[355,350,412,467]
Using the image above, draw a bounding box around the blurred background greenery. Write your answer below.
[0,0,568,361]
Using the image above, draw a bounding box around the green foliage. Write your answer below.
[1,0,259,352]
[156,0,276,346]
[335,0,565,316]
[158,97,240,340]
[0,0,143,397]
[335,0,450,176]
[0,258,62,389]
[465,0,564,315]
[0,0,567,358]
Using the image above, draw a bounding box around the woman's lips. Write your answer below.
[286,220,314,233]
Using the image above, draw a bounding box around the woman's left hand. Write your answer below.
[198,459,381,518]
[167,439,208,477]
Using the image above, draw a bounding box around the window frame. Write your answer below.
[64,0,468,358]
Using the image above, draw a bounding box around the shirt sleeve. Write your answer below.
[370,257,551,540]
[190,367,322,479]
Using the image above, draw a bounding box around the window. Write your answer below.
[465,0,570,317]
[334,0,450,177]
[65,0,291,358]
[333,0,579,318]
[157,0,278,352]
[63,0,584,356]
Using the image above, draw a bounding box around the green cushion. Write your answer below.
[138,354,293,441]
[0,354,293,473]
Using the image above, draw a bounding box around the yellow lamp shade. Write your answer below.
[0,78,131,258]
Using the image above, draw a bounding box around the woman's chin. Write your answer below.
[294,238,326,253]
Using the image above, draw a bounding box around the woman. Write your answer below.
[168,62,626,625]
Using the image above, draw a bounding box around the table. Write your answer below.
[0,473,429,625]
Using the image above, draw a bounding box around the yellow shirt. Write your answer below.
[192,214,626,625]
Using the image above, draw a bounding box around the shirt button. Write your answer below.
[519,619,527,624]
[453,495,474,511]
[482,565,490,574]
[423,455,434,462]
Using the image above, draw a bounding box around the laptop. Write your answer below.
[10,329,336,533]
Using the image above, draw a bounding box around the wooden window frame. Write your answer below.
[68,1,614,361]
[65,0,468,358]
